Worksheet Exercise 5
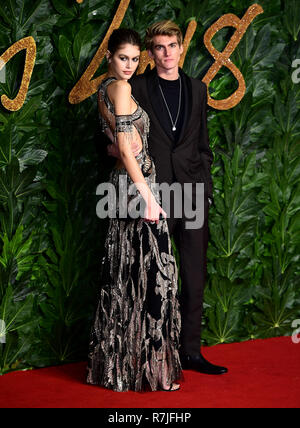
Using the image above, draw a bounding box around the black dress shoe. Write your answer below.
[180,353,228,375]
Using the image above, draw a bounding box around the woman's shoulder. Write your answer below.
[108,79,132,95]
[107,79,133,114]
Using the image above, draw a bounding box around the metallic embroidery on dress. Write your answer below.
[115,115,134,134]
[86,76,183,392]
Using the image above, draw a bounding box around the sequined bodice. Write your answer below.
[98,77,150,146]
[98,76,153,176]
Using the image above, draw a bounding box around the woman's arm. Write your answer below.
[109,80,165,222]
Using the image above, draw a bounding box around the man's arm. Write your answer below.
[107,140,141,159]
[199,82,214,205]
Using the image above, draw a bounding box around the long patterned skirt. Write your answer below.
[86,164,183,392]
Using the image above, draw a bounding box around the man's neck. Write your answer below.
[156,66,180,81]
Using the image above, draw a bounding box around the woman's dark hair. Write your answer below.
[108,28,142,55]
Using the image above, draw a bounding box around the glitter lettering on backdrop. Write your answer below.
[0,37,36,112]
[0,1,263,112]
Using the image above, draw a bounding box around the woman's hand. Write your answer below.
[143,197,167,224]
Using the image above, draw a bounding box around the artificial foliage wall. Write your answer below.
[0,0,299,374]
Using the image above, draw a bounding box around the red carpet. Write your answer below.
[1,336,299,408]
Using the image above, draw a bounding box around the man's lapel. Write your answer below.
[147,68,175,142]
[176,68,193,146]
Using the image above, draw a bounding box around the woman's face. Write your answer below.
[108,43,140,80]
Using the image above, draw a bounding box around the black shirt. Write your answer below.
[157,75,185,143]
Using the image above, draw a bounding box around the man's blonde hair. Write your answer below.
[145,20,183,52]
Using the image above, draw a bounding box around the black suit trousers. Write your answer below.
[166,189,209,356]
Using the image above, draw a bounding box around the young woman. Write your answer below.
[86,29,183,392]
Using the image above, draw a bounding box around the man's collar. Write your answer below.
[150,66,184,79]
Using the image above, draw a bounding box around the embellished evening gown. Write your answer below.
[86,77,182,392]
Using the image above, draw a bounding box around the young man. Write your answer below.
[108,21,227,375]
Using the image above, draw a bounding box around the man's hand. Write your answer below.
[107,142,141,158]
[130,141,142,157]
[107,143,120,159]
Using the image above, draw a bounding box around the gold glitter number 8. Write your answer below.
[203,4,264,110]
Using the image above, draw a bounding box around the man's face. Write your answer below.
[148,35,183,72]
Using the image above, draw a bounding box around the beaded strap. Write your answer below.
[115,114,134,134]
[99,114,109,132]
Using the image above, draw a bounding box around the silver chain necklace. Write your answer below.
[158,75,182,132]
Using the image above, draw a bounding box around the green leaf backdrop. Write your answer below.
[0,0,299,374]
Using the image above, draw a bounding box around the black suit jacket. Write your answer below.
[130,67,214,201]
